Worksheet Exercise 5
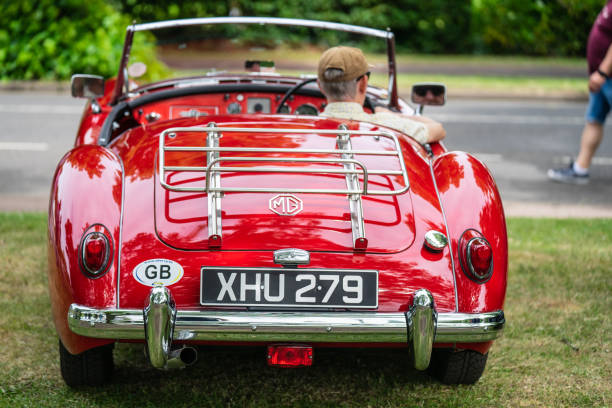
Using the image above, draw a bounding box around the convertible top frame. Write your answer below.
[111,16,399,108]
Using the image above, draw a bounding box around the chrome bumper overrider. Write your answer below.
[68,287,505,370]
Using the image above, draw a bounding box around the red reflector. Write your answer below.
[470,240,492,273]
[267,345,313,368]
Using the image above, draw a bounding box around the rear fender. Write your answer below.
[47,145,123,354]
[433,152,507,314]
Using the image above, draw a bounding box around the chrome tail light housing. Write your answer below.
[79,225,113,278]
[458,229,493,283]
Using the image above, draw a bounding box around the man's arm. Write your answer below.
[405,115,446,143]
[374,106,446,143]
[590,42,612,92]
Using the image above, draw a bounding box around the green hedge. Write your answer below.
[117,0,473,54]
[0,0,605,80]
[472,0,602,56]
[0,0,133,80]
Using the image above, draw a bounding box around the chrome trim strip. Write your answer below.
[132,17,391,39]
[428,157,459,312]
[106,146,126,309]
[337,124,367,249]
[68,305,504,344]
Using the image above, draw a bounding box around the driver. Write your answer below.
[317,46,446,145]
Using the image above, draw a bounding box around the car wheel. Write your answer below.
[428,348,488,384]
[59,340,114,387]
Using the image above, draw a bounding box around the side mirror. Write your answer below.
[71,74,105,99]
[411,82,446,107]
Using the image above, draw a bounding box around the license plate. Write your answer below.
[201,267,378,308]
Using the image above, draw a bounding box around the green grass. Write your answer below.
[189,47,584,69]
[0,214,610,407]
[381,73,585,99]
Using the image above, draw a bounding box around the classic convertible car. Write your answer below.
[48,17,506,387]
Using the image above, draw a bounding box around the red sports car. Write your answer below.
[48,17,506,387]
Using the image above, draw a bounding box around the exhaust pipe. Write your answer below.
[166,346,198,369]
[144,286,198,369]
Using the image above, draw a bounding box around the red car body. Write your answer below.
[47,17,506,387]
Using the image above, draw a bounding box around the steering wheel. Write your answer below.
[274,77,388,114]
[275,77,318,114]
[363,96,376,113]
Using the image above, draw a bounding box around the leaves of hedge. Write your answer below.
[117,0,473,54]
[0,0,605,80]
[0,0,130,80]
[472,0,602,57]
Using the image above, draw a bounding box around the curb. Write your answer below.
[0,81,71,93]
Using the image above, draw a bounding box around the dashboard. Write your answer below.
[135,92,328,125]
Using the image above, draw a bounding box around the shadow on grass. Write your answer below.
[73,344,435,407]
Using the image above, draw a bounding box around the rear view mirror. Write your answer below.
[411,83,446,107]
[71,74,105,99]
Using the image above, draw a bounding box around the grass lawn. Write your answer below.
[0,214,610,407]
[377,73,585,100]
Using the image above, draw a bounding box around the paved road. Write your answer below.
[0,91,611,215]
[429,99,612,216]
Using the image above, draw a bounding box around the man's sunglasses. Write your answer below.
[356,72,371,82]
[415,87,444,97]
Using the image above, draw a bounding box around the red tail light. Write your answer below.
[267,344,313,367]
[458,229,493,283]
[470,239,492,273]
[80,231,111,278]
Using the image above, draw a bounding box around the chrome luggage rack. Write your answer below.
[159,122,410,250]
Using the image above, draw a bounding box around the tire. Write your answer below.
[59,340,114,387]
[428,349,488,385]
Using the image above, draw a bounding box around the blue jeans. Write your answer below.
[586,78,612,124]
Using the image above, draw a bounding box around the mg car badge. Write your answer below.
[269,194,303,216]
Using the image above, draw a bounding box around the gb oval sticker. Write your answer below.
[133,259,184,287]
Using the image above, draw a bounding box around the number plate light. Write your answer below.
[267,344,313,368]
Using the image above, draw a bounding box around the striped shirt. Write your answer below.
[322,102,428,145]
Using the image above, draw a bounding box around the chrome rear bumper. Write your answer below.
[68,287,504,370]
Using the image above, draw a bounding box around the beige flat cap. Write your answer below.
[317,46,369,82]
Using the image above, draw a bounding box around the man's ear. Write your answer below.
[357,76,368,94]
